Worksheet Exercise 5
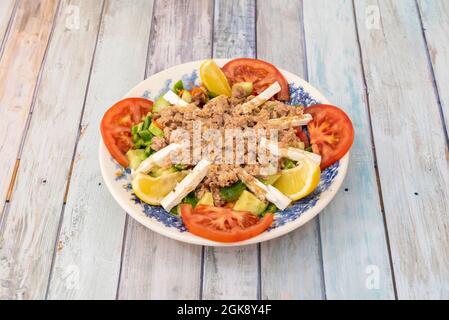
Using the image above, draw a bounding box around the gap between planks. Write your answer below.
[351,0,398,299]
[0,0,19,61]
[414,0,449,147]
[59,0,107,205]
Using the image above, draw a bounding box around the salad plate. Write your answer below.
[99,59,349,246]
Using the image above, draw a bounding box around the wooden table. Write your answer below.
[0,0,448,300]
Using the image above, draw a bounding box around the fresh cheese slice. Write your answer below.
[241,81,281,113]
[283,147,321,165]
[161,159,211,212]
[237,169,291,210]
[134,143,181,174]
[267,114,313,128]
[163,90,189,106]
[260,137,321,165]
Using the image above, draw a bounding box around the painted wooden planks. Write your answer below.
[0,0,16,54]
[354,0,449,299]
[0,0,59,220]
[417,0,449,133]
[0,0,104,300]
[117,0,213,300]
[257,0,324,300]
[201,0,259,300]
[46,0,154,300]
[303,0,394,299]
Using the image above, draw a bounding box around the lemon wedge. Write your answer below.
[273,158,320,201]
[199,59,232,96]
[132,171,188,205]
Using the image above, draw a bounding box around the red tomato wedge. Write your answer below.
[222,58,290,101]
[180,204,274,243]
[304,104,354,169]
[100,98,153,167]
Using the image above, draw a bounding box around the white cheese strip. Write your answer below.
[161,159,211,212]
[163,90,188,106]
[283,147,321,165]
[260,138,321,165]
[237,169,291,210]
[267,114,313,128]
[241,81,281,113]
[134,143,181,174]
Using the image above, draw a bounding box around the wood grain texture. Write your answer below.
[0,0,59,221]
[417,0,449,132]
[201,0,258,300]
[0,0,16,54]
[46,0,154,300]
[0,0,103,300]
[354,0,449,299]
[257,0,324,300]
[117,0,213,300]
[304,0,394,299]
[213,0,256,58]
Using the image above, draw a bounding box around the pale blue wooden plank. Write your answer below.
[201,0,259,300]
[257,0,324,300]
[47,0,154,300]
[417,0,449,134]
[354,0,449,299]
[303,0,395,299]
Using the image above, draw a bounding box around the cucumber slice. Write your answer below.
[197,192,214,206]
[150,166,177,177]
[142,115,151,130]
[233,190,268,216]
[259,173,281,185]
[126,149,147,170]
[138,129,153,141]
[149,121,164,137]
[153,96,171,113]
[181,90,192,103]
[173,80,184,94]
[233,82,253,96]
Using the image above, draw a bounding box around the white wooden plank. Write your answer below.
[117,0,213,300]
[354,0,449,299]
[303,0,394,299]
[46,0,154,300]
[201,0,258,300]
[257,0,324,300]
[0,0,59,221]
[0,0,16,53]
[0,0,103,300]
[417,0,449,130]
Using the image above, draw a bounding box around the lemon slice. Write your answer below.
[132,171,188,205]
[199,59,232,96]
[273,158,321,201]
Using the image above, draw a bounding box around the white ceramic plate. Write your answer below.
[99,59,349,247]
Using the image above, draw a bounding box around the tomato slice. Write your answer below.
[100,98,153,167]
[180,204,274,243]
[222,58,290,101]
[304,104,354,169]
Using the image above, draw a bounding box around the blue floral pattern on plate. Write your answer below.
[116,72,338,232]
